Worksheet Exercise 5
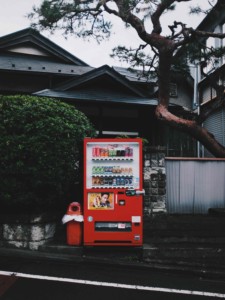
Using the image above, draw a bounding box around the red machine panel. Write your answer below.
[83,138,144,246]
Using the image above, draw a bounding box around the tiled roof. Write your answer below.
[113,66,157,83]
[52,65,147,97]
[0,27,89,66]
[34,89,180,107]
[0,53,94,75]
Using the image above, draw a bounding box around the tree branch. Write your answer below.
[194,29,225,39]
[156,104,225,157]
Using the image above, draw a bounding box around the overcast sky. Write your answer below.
[0,0,210,68]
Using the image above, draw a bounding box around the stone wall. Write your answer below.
[143,146,166,216]
[0,212,60,250]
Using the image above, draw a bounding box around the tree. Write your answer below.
[28,0,225,157]
[0,95,96,212]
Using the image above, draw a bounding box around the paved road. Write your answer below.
[0,255,225,299]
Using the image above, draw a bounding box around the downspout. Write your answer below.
[191,62,201,157]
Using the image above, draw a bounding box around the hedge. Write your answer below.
[0,95,96,213]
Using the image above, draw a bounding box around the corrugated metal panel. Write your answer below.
[166,158,225,214]
[203,108,224,157]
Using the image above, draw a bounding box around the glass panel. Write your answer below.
[86,141,140,189]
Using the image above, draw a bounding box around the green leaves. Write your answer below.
[0,95,96,213]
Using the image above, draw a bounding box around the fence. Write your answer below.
[165,158,225,214]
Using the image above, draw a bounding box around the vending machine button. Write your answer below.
[132,216,141,223]
[119,200,125,206]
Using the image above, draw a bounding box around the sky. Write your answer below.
[0,0,211,68]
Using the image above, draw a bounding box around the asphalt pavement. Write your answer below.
[1,213,225,281]
[0,238,225,281]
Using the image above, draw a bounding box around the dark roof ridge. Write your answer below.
[0,27,89,66]
[53,64,147,97]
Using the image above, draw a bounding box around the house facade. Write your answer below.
[0,27,195,157]
[194,1,225,157]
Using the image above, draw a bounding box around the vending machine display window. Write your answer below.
[85,141,141,190]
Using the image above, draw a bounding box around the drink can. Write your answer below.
[129,147,133,157]
[117,149,121,156]
[92,147,96,157]
[96,147,100,157]
[108,177,113,185]
[116,177,121,185]
[96,166,99,174]
[120,177,125,186]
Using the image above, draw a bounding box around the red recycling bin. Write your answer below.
[66,202,83,246]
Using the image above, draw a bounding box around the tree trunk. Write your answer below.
[155,104,225,157]
[155,50,225,158]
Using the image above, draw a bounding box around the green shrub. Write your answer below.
[0,95,96,213]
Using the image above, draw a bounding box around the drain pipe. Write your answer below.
[190,62,200,157]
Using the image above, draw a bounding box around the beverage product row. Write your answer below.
[92,146,133,157]
[92,176,133,187]
[92,166,133,176]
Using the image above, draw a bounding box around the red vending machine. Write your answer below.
[83,138,144,246]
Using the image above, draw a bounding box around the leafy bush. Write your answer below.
[0,95,96,213]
